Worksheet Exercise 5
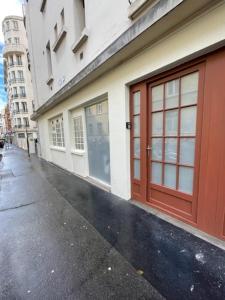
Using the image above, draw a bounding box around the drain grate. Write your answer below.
[0,169,14,179]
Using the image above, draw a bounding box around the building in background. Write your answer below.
[25,0,225,241]
[1,104,12,140]
[2,15,37,151]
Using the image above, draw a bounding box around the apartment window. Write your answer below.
[18,70,24,80]
[60,9,65,29]
[46,41,53,81]
[16,55,22,65]
[9,56,14,66]
[13,87,18,97]
[17,118,21,126]
[73,116,84,150]
[11,71,16,79]
[23,117,29,127]
[14,37,20,44]
[74,0,85,37]
[50,116,65,147]
[6,21,10,31]
[20,86,26,97]
[8,38,11,44]
[22,102,28,112]
[54,23,58,40]
[15,102,19,112]
[13,21,18,30]
[18,133,25,138]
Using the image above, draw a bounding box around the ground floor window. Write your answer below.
[18,133,25,138]
[50,115,65,147]
[72,116,84,151]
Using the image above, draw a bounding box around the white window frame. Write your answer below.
[50,115,65,148]
[72,116,84,151]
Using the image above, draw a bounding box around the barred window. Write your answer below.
[50,116,65,147]
[73,116,84,150]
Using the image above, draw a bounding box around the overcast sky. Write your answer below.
[0,0,23,111]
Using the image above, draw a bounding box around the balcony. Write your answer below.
[8,62,23,68]
[14,124,30,130]
[3,44,25,57]
[13,109,28,115]
[9,78,25,84]
[12,93,26,99]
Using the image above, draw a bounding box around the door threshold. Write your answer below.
[131,200,225,251]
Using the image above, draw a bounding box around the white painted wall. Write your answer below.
[37,3,225,200]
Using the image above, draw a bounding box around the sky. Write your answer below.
[0,0,23,111]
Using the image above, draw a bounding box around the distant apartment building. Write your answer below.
[1,104,12,135]
[2,15,36,150]
[25,0,225,241]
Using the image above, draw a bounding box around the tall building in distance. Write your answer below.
[2,15,36,150]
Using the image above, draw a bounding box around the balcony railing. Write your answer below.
[3,44,25,56]
[8,62,23,68]
[13,93,26,99]
[9,78,25,84]
[13,109,28,115]
[14,124,30,129]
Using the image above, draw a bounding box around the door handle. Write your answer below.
[146,145,152,156]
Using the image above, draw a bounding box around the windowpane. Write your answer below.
[165,110,178,136]
[134,115,140,136]
[134,138,140,158]
[180,107,196,136]
[180,138,195,166]
[165,79,179,109]
[152,138,162,161]
[165,138,177,163]
[134,159,140,180]
[181,72,198,106]
[151,162,162,185]
[179,167,194,194]
[133,91,140,114]
[164,164,176,189]
[152,84,163,111]
[152,112,163,136]
[73,116,84,150]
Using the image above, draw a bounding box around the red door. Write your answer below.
[130,63,205,226]
[147,64,205,224]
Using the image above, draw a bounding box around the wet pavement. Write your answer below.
[0,147,225,299]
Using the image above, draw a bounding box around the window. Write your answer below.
[18,70,24,80]
[46,41,53,81]
[50,116,65,147]
[16,55,22,65]
[9,56,14,66]
[21,102,28,112]
[11,71,16,79]
[72,116,84,150]
[14,37,20,44]
[150,72,199,195]
[96,103,102,115]
[20,86,26,97]
[8,38,11,44]
[17,118,21,126]
[60,9,65,29]
[13,87,18,97]
[54,23,58,40]
[18,133,25,138]
[23,117,29,127]
[15,102,19,112]
[74,0,85,38]
[6,21,10,31]
[13,21,18,30]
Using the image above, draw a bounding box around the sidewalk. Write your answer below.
[1,146,225,299]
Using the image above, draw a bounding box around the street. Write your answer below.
[0,146,225,299]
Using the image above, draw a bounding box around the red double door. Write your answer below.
[130,49,225,240]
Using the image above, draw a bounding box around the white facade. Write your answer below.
[2,15,37,151]
[25,0,225,201]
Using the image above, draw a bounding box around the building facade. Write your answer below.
[2,16,37,150]
[1,104,12,136]
[25,0,225,241]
